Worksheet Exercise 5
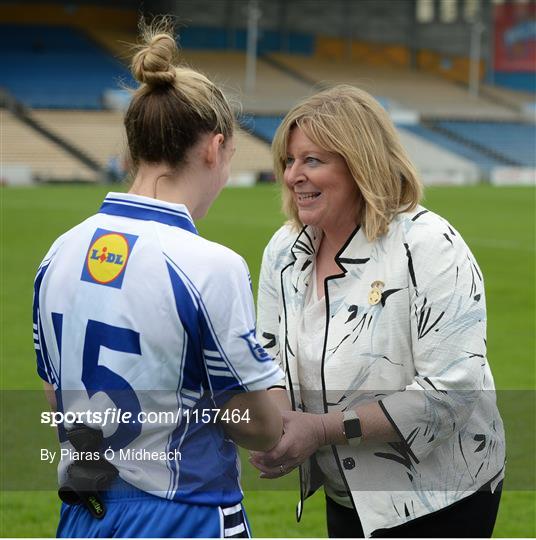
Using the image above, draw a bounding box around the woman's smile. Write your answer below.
[295,191,321,204]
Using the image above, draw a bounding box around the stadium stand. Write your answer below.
[1,2,532,186]
[436,120,536,168]
[397,127,480,185]
[481,84,536,115]
[402,123,505,172]
[172,51,314,114]
[242,111,536,177]
[26,109,272,182]
[239,115,282,144]
[1,109,97,181]
[232,129,273,177]
[492,72,536,94]
[85,28,138,63]
[266,53,525,120]
[0,3,137,30]
[239,114,482,185]
[31,110,127,168]
[86,25,314,61]
[178,27,313,55]
[86,28,316,115]
[0,24,132,109]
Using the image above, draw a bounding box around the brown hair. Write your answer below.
[125,19,234,169]
[272,85,423,241]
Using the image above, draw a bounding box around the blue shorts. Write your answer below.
[57,479,251,538]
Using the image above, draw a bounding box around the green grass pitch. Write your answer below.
[0,184,534,537]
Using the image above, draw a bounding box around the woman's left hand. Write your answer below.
[249,410,325,479]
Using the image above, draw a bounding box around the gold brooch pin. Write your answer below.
[368,280,385,305]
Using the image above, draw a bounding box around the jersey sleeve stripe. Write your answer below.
[33,262,58,385]
[180,397,197,409]
[207,369,237,378]
[204,350,224,359]
[205,358,228,368]
[181,388,202,399]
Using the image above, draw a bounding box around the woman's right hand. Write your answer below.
[249,410,326,478]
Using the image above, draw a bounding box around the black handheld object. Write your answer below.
[58,424,118,519]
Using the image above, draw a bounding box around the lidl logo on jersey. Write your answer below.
[81,228,138,289]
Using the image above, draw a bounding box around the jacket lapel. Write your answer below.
[334,225,373,275]
[290,226,322,296]
[282,225,375,520]
[280,227,321,408]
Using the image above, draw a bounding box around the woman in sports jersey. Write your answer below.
[33,20,283,538]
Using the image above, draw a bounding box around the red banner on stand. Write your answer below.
[494,2,536,72]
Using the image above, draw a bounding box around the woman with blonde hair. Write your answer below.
[34,21,283,538]
[251,85,505,537]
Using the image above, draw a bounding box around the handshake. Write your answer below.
[248,409,329,479]
[221,387,340,479]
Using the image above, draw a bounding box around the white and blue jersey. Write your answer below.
[33,192,284,508]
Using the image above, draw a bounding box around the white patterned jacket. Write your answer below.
[257,206,505,537]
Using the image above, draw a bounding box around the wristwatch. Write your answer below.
[343,410,362,447]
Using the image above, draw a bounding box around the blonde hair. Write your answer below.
[125,18,234,168]
[272,85,422,241]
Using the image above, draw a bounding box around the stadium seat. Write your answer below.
[239,115,283,143]
[28,109,272,181]
[402,123,505,172]
[178,51,314,115]
[32,110,127,168]
[0,24,132,109]
[232,129,273,176]
[1,109,97,181]
[267,53,526,120]
[397,127,481,185]
[436,121,536,168]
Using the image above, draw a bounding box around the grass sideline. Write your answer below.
[0,184,534,537]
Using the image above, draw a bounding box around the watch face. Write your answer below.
[344,418,362,439]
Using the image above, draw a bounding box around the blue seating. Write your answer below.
[399,124,504,171]
[179,27,314,55]
[242,116,535,172]
[0,24,132,109]
[239,115,283,143]
[437,121,536,167]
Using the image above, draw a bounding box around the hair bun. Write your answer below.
[132,33,177,87]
